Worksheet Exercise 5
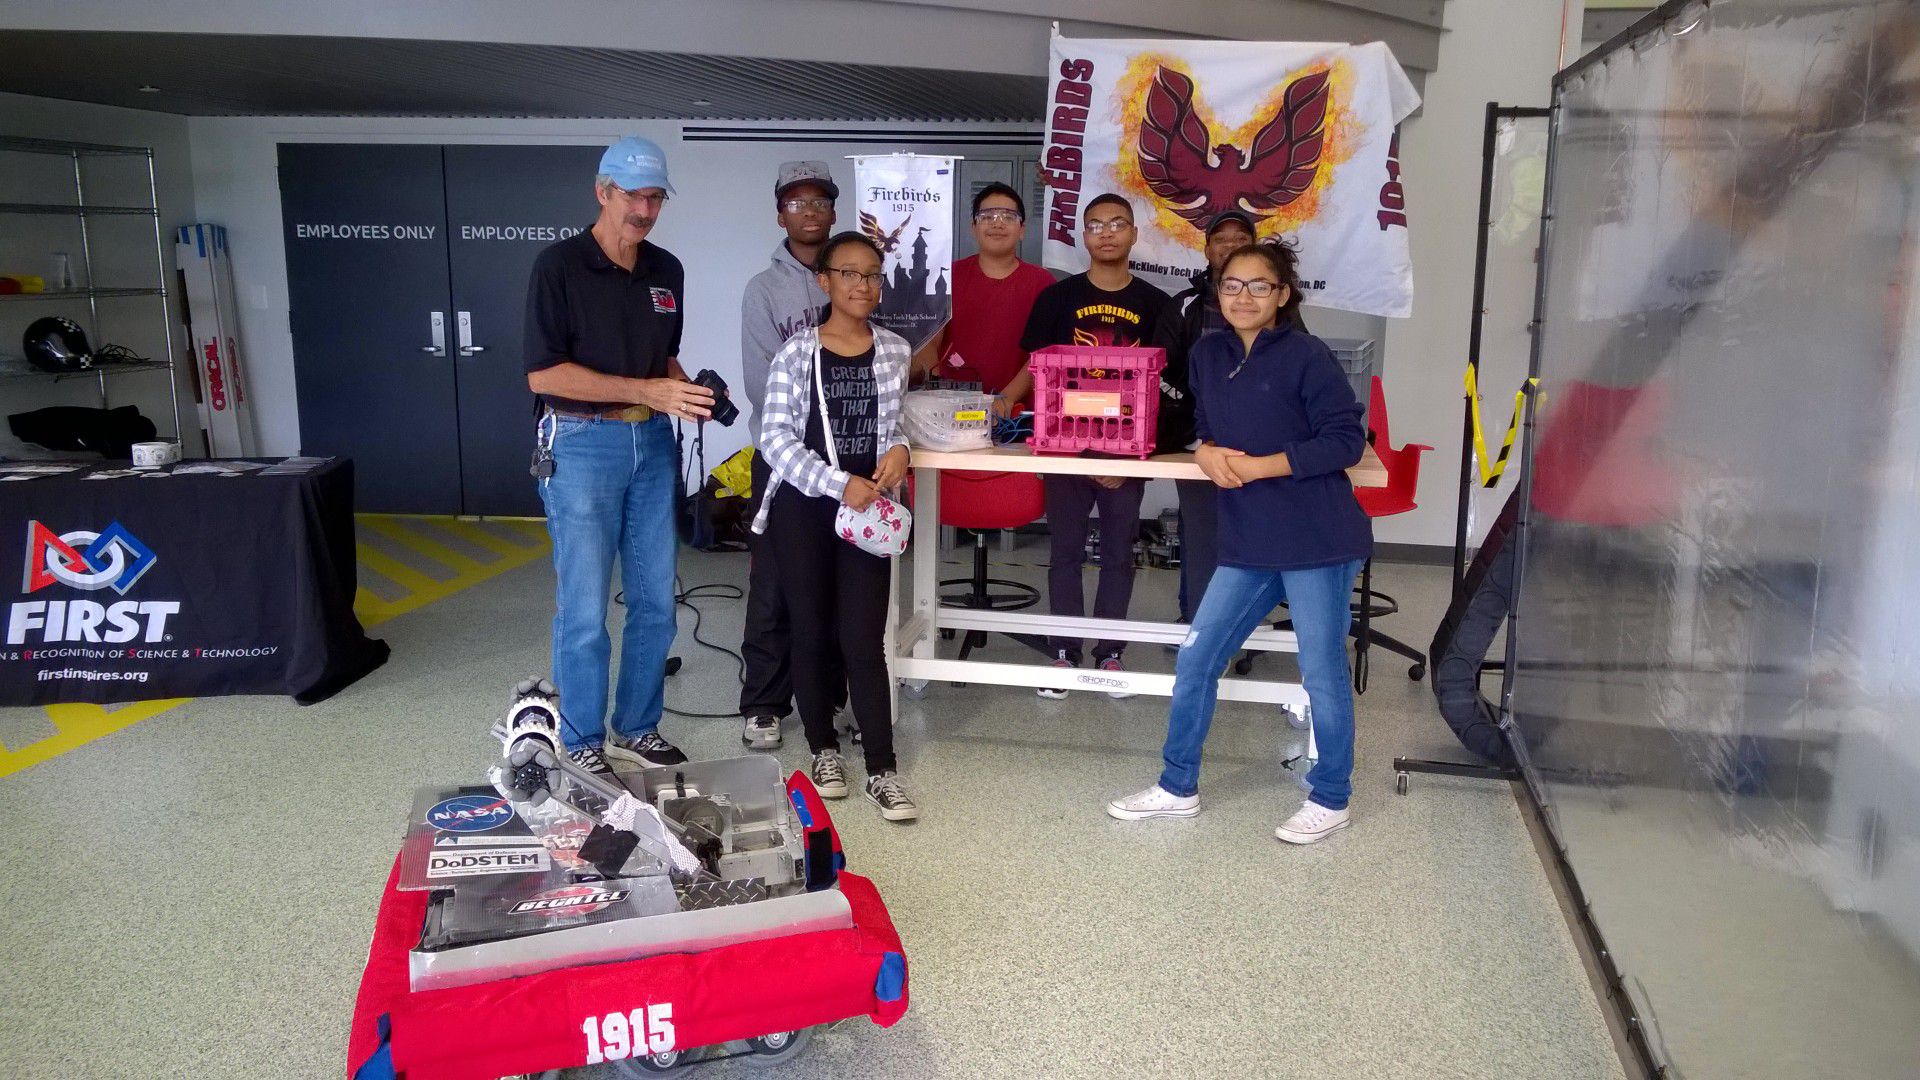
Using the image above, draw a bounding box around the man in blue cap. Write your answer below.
[523,135,714,775]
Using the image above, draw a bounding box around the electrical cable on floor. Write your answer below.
[614,577,747,719]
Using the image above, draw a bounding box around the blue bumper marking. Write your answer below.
[875,952,906,1002]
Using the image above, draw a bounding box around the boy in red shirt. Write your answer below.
[914,182,1055,413]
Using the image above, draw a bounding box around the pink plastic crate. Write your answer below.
[1028,345,1166,459]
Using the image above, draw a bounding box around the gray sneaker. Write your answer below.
[605,730,688,768]
[865,771,920,822]
[742,713,782,749]
[810,749,849,799]
[567,744,617,780]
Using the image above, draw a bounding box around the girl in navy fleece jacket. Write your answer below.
[1107,242,1372,845]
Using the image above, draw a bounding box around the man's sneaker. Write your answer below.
[809,749,849,798]
[567,744,618,781]
[1106,785,1200,821]
[605,730,688,768]
[1098,656,1135,700]
[865,771,920,822]
[1275,800,1351,845]
[741,713,782,750]
[1037,650,1074,699]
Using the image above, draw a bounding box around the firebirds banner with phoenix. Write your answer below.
[1041,35,1421,318]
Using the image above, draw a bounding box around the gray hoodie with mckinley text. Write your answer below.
[740,240,828,442]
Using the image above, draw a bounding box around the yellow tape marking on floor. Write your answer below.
[0,698,190,777]
[360,517,488,574]
[1,515,551,778]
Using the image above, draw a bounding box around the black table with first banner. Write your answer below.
[0,457,389,706]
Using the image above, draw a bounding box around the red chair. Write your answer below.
[922,470,1047,661]
[1351,374,1432,690]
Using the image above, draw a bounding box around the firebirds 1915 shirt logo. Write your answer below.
[9,521,179,645]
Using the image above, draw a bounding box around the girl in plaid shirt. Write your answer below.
[753,231,918,822]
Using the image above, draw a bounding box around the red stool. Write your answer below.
[931,470,1046,661]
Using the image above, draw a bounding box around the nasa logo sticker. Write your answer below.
[426,794,515,834]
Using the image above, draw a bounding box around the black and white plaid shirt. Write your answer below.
[752,323,911,535]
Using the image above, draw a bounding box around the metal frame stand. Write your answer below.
[1449,103,1551,600]
[0,136,187,450]
[1395,102,1546,794]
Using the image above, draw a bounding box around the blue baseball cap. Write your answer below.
[598,136,675,195]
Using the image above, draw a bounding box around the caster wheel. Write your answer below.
[940,629,955,641]
[742,1027,814,1067]
[900,681,928,701]
[1279,705,1310,732]
[1409,663,1426,681]
[1232,657,1253,676]
[1396,771,1410,796]
[610,1048,694,1076]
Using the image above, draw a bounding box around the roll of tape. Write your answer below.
[131,441,180,469]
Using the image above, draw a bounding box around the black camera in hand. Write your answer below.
[691,369,738,427]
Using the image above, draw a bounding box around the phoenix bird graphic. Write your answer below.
[858,211,912,256]
[1137,66,1332,228]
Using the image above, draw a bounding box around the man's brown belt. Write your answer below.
[551,404,654,422]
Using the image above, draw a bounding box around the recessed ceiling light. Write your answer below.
[137,85,161,93]
[691,99,712,106]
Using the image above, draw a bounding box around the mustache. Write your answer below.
[624,214,655,230]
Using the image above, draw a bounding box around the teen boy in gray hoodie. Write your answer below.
[737,161,842,749]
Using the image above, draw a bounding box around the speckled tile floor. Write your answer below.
[0,538,1622,1080]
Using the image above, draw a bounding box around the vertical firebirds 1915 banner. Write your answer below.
[853,154,954,352]
[1042,33,1421,318]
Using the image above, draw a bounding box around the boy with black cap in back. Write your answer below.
[737,161,846,749]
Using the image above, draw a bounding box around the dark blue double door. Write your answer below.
[280,143,602,515]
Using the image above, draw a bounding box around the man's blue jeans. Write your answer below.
[1158,560,1363,810]
[538,413,677,751]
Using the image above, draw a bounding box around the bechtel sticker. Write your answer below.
[426,848,551,879]
[509,885,629,916]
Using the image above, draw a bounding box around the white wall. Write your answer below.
[186,116,1040,469]
[1377,0,1566,548]
[0,92,204,456]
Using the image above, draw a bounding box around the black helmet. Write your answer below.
[23,317,94,373]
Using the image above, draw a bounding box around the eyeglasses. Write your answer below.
[781,197,834,214]
[1084,218,1133,235]
[1219,277,1281,298]
[611,186,668,207]
[973,209,1022,225]
[824,267,885,287]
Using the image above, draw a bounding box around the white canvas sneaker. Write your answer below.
[1274,800,1350,844]
[1106,785,1200,821]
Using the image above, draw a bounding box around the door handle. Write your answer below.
[456,310,485,355]
[423,311,446,356]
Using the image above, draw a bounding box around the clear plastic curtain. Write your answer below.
[1510,1,1920,1074]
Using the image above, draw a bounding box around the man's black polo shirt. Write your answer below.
[523,227,684,411]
